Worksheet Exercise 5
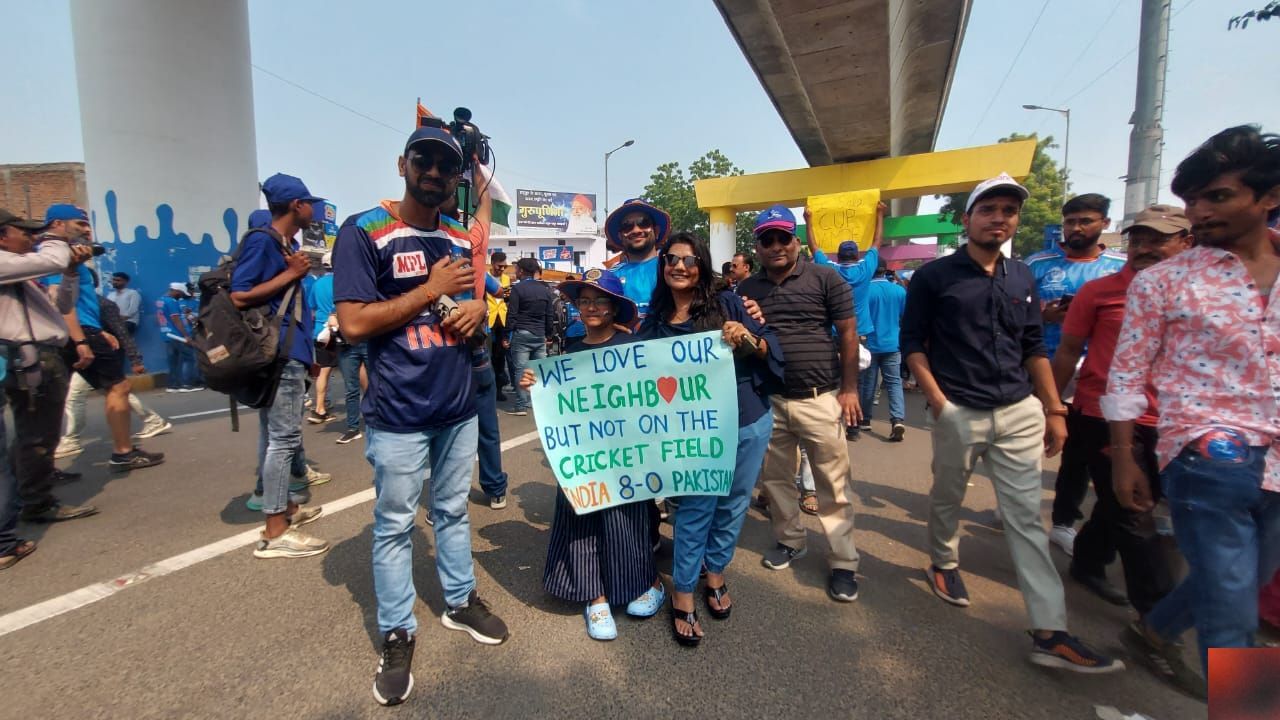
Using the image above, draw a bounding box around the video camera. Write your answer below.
[448,107,490,175]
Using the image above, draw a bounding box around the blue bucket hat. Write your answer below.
[604,199,671,252]
[557,268,637,325]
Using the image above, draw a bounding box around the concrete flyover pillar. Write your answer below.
[708,207,737,267]
[70,0,260,369]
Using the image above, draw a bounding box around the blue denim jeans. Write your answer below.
[338,342,368,432]
[165,340,192,389]
[508,329,546,411]
[858,351,905,423]
[255,361,307,514]
[472,364,508,498]
[369,416,480,634]
[672,411,773,592]
[1145,446,1280,671]
[0,396,18,557]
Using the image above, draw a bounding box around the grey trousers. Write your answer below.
[927,394,1068,631]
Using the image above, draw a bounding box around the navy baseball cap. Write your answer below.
[754,205,796,236]
[404,126,464,162]
[557,268,637,325]
[44,204,89,224]
[837,241,860,262]
[247,209,271,229]
[261,173,324,206]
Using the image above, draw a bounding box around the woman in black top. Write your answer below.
[520,269,665,641]
[640,232,783,646]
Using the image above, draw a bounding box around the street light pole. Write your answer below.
[604,139,635,218]
[1022,104,1070,206]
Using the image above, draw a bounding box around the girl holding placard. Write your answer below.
[521,269,666,641]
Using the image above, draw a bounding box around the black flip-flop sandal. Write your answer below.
[670,602,702,647]
[704,583,732,620]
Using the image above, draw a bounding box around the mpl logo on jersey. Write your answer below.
[393,251,429,278]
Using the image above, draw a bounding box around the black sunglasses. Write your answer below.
[756,231,794,249]
[408,151,461,176]
[620,217,654,232]
[663,254,699,270]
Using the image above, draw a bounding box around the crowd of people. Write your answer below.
[1,122,1278,709]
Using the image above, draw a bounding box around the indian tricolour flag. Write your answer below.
[416,102,512,231]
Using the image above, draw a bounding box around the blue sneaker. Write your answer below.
[584,602,617,641]
[625,582,666,618]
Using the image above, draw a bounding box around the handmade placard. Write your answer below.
[528,331,739,514]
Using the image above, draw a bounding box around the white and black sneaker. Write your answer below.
[373,628,415,706]
[337,429,363,445]
[761,543,807,570]
[441,590,509,645]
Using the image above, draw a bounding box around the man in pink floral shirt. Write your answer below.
[1103,125,1280,676]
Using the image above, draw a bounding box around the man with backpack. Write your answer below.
[229,174,328,560]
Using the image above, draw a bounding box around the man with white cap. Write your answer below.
[902,173,1122,672]
[160,282,198,392]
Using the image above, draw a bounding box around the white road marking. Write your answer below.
[169,405,248,420]
[0,430,541,638]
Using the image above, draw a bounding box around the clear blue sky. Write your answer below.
[1,0,1274,225]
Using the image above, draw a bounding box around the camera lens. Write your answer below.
[91,244,106,256]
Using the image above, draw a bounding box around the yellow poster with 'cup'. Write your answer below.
[806,189,881,254]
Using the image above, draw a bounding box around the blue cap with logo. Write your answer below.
[557,268,638,325]
[44,204,89,224]
[754,204,796,236]
[261,173,324,206]
[404,126,464,162]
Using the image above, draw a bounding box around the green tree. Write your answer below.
[1229,2,1278,29]
[642,150,757,254]
[936,132,1066,258]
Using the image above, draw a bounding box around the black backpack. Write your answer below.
[190,228,301,412]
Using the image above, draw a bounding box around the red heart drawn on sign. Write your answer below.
[656,376,678,403]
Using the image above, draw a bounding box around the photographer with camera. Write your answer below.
[334,125,506,707]
[42,205,164,474]
[0,209,98,555]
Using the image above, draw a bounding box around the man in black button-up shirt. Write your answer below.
[902,174,1119,673]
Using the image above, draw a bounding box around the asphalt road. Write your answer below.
[0,388,1204,720]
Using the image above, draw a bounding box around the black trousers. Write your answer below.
[1072,415,1179,615]
[5,348,70,512]
[490,317,509,387]
[1051,406,1094,527]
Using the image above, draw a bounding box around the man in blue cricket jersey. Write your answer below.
[1026,193,1125,559]
[810,201,886,436]
[863,258,908,440]
[43,205,164,473]
[335,126,509,707]
[603,198,670,321]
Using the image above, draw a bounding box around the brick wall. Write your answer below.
[0,163,88,220]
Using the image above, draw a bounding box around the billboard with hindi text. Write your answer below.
[517,189,598,234]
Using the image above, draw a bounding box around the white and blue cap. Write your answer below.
[965,172,1029,213]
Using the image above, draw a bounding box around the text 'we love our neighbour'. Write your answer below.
[528,332,739,514]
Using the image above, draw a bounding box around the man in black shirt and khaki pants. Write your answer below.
[902,174,1121,673]
[737,205,864,604]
